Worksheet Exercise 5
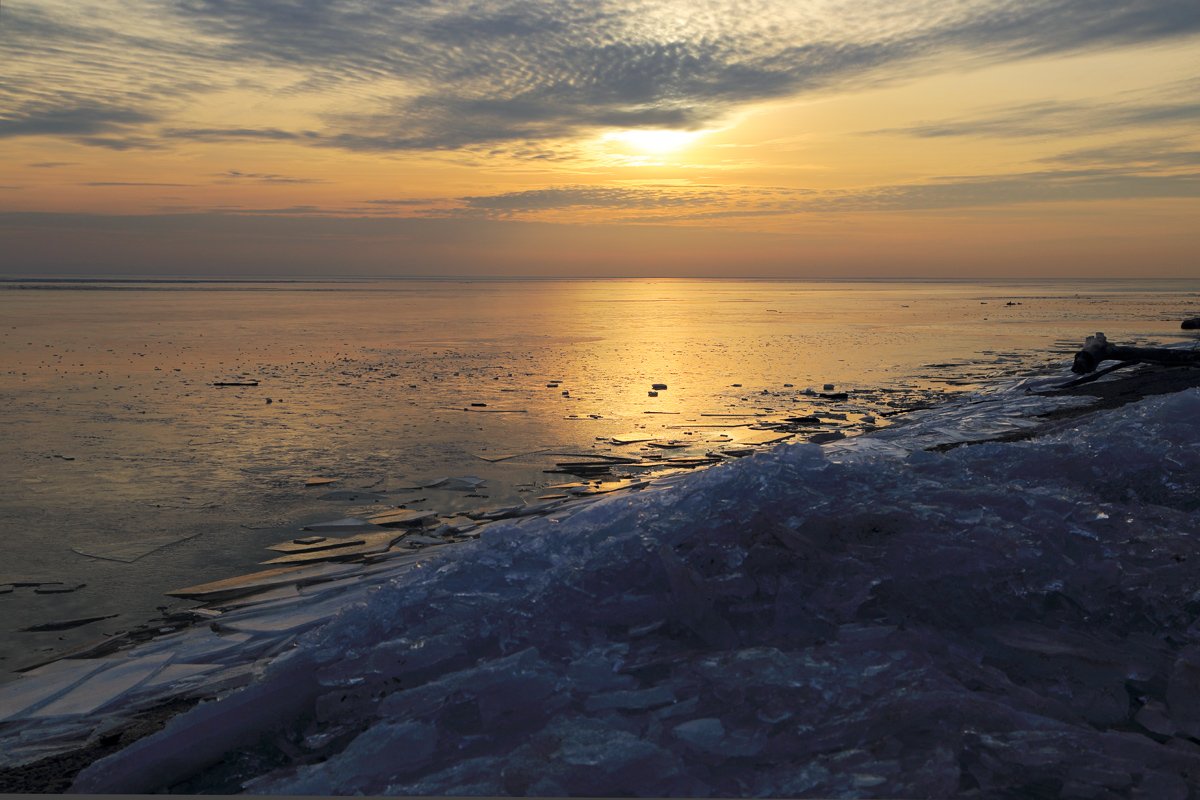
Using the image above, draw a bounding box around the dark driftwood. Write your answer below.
[1184,318,1200,330]
[1072,332,1200,374]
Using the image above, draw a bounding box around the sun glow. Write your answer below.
[605,128,705,154]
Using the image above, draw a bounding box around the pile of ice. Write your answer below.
[77,388,1200,796]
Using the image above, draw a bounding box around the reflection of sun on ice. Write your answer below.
[604,128,704,154]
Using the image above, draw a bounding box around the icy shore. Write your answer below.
[5,366,1200,795]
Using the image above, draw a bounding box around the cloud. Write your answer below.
[163,128,320,142]
[1041,139,1200,169]
[364,198,440,206]
[0,102,158,139]
[454,168,1200,219]
[6,0,1200,152]
[167,0,1200,149]
[83,181,193,187]
[871,80,1200,139]
[28,161,78,168]
[460,185,723,212]
[809,169,1200,212]
[215,170,324,184]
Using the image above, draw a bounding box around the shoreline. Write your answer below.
[2,358,1199,793]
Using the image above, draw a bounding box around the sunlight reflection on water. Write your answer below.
[0,277,1196,673]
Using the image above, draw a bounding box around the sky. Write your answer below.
[1,0,1199,278]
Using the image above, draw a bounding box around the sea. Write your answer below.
[1,277,1196,679]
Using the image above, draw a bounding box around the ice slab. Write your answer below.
[166,562,362,601]
[219,595,357,635]
[29,654,171,718]
[71,531,203,563]
[422,476,487,490]
[134,662,219,690]
[262,531,404,565]
[612,433,657,444]
[736,430,794,446]
[0,659,112,722]
[366,508,438,526]
[301,517,379,531]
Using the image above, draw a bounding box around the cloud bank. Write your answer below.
[4,0,1199,152]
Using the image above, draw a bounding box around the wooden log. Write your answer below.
[1072,332,1200,374]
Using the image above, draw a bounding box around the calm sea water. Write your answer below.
[1,277,1196,675]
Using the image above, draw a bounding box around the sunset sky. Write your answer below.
[2,0,1198,277]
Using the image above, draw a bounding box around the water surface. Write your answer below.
[1,278,1196,675]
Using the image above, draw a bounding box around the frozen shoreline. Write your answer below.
[3,357,1200,795]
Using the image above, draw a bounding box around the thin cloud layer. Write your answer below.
[5,0,1200,152]
[874,96,1200,140]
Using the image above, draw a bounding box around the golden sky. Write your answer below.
[2,0,1199,277]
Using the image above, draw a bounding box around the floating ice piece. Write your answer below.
[72,530,202,563]
[612,433,657,445]
[318,489,386,502]
[262,531,404,565]
[268,535,364,554]
[165,562,362,602]
[422,476,487,490]
[207,585,300,611]
[366,508,438,526]
[474,447,556,463]
[302,517,378,531]
[33,583,86,594]
[20,614,118,632]
[736,430,794,446]
[304,477,339,487]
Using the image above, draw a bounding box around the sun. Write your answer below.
[604,128,704,154]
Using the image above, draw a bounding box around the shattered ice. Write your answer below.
[46,387,1200,795]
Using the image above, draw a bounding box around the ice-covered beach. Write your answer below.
[3,352,1200,796]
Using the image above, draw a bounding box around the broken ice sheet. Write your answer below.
[262,531,405,565]
[366,508,438,526]
[421,476,487,491]
[29,654,171,718]
[304,477,339,487]
[612,434,657,445]
[165,562,361,602]
[301,517,378,531]
[0,659,112,722]
[70,531,203,563]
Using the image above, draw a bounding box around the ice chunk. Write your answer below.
[422,475,487,490]
[165,562,362,601]
[259,721,436,795]
[0,659,112,722]
[673,717,725,753]
[30,654,170,718]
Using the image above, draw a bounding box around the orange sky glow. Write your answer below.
[1,0,1198,277]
